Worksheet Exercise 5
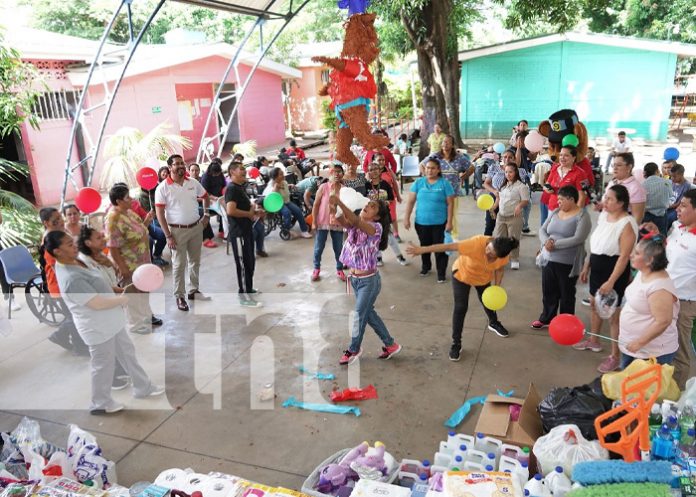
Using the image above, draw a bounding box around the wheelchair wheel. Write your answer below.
[264,215,275,236]
[279,229,292,241]
[25,277,66,327]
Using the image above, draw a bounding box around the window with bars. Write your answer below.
[321,69,330,84]
[31,89,82,121]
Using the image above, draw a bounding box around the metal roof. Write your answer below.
[4,26,121,63]
[459,32,696,62]
[172,0,287,18]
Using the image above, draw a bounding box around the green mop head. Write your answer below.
[567,482,672,497]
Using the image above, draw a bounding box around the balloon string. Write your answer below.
[584,331,647,353]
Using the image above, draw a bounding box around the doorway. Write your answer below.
[217,83,241,156]
[0,132,36,204]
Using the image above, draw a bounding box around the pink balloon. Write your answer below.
[524,130,545,153]
[132,263,164,292]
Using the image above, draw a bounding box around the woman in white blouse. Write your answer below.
[492,164,529,269]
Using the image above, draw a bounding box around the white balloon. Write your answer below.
[335,187,369,217]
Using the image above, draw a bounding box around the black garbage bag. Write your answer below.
[538,381,614,440]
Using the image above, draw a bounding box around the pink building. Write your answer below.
[287,42,341,132]
[4,27,300,206]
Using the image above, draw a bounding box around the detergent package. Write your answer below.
[443,471,522,497]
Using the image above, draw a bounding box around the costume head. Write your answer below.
[537,109,588,163]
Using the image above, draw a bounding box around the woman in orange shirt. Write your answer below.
[406,235,518,361]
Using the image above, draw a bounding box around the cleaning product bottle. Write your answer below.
[474,433,502,462]
[680,406,696,444]
[500,444,525,461]
[449,455,465,470]
[485,453,497,471]
[666,414,681,442]
[433,451,452,468]
[516,461,530,490]
[649,403,663,440]
[421,460,431,478]
[544,467,572,497]
[465,448,487,468]
[452,444,469,463]
[652,424,675,460]
[518,447,531,466]
[463,461,484,472]
[523,474,550,497]
[681,429,696,457]
[498,455,520,474]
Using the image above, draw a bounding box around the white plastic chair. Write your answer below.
[400,155,421,191]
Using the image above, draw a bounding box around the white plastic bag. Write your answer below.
[533,424,609,476]
[66,425,117,488]
[679,377,696,410]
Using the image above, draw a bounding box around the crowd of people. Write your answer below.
[2,124,696,414]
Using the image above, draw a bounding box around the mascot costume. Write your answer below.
[312,5,389,166]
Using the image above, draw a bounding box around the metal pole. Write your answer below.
[216,0,312,151]
[60,0,128,209]
[126,0,135,43]
[196,16,266,163]
[86,0,167,186]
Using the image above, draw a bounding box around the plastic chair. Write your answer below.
[400,155,421,192]
[0,246,42,319]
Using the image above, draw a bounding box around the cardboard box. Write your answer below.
[474,384,543,450]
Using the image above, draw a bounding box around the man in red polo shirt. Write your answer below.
[155,154,211,311]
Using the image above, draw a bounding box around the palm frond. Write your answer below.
[0,207,42,248]
[99,156,138,189]
[232,140,258,161]
[0,158,29,182]
[137,122,192,161]
[0,188,37,213]
[103,127,144,159]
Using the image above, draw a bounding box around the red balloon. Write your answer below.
[136,167,159,190]
[247,167,260,179]
[549,314,585,346]
[74,187,102,214]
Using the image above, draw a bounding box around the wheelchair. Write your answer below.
[262,189,308,241]
[25,275,67,327]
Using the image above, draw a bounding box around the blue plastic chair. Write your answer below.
[0,246,42,319]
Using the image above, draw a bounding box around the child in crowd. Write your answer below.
[406,235,518,361]
[491,165,529,270]
[330,194,402,365]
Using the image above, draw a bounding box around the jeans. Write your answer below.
[415,222,448,280]
[539,261,578,323]
[620,352,675,370]
[348,273,394,353]
[451,276,498,346]
[665,209,678,231]
[522,201,531,231]
[253,220,265,252]
[281,202,308,232]
[230,229,255,293]
[148,221,166,258]
[642,211,667,236]
[540,203,549,227]
[313,229,344,270]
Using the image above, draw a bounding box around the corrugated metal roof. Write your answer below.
[4,26,121,63]
[172,0,284,17]
[459,32,696,62]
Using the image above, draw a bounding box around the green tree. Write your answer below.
[0,30,43,247]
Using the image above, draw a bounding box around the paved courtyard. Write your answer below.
[1,137,694,488]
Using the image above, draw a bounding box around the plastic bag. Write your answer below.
[535,248,550,268]
[66,425,117,488]
[595,290,619,319]
[538,383,613,440]
[679,377,696,410]
[533,424,609,476]
[444,232,457,256]
[602,357,680,402]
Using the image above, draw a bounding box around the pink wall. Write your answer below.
[288,66,328,131]
[21,55,289,205]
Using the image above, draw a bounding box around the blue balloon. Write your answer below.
[664,147,680,161]
[493,142,506,154]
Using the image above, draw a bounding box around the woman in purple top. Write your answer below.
[329,195,402,366]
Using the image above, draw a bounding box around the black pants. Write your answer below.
[51,299,88,352]
[230,230,255,294]
[451,276,498,345]
[484,204,498,236]
[415,222,448,279]
[539,261,578,324]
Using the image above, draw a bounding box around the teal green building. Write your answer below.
[458,33,696,140]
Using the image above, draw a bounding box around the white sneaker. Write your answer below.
[300,231,312,239]
[135,385,166,398]
[240,298,263,308]
[90,402,125,415]
[511,261,520,270]
[397,256,409,266]
[10,300,21,312]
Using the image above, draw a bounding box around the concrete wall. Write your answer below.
[288,66,328,131]
[459,41,677,141]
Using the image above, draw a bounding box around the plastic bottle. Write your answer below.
[545,466,572,497]
[652,424,675,460]
[666,415,681,442]
[498,455,520,474]
[449,455,465,470]
[516,461,530,490]
[524,474,550,497]
[474,433,502,461]
[421,460,431,478]
[452,444,469,463]
[518,447,531,466]
[500,444,525,461]
[433,452,452,468]
[485,452,497,471]
[466,448,487,467]
[463,461,484,472]
[680,428,696,457]
[681,406,696,443]
[484,465,494,472]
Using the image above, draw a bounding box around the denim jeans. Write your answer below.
[540,203,549,227]
[348,272,394,353]
[642,211,667,236]
[620,352,675,370]
[665,209,678,231]
[253,220,265,252]
[313,229,344,270]
[281,202,308,232]
[522,200,531,231]
[148,221,166,258]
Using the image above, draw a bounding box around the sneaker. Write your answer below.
[339,348,362,365]
[300,231,312,239]
[311,269,320,282]
[240,298,263,308]
[510,261,520,270]
[449,344,462,362]
[572,338,603,352]
[216,232,225,239]
[581,297,591,306]
[48,333,72,351]
[90,402,125,415]
[419,269,430,277]
[152,256,169,267]
[397,255,409,266]
[530,320,549,329]
[487,321,509,338]
[597,355,620,373]
[378,342,402,360]
[376,257,384,267]
[112,376,130,390]
[256,250,269,258]
[437,278,446,283]
[203,239,219,248]
[135,385,166,399]
[10,299,21,312]
[336,269,347,282]
[522,229,536,237]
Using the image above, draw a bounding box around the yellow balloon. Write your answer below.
[477,194,494,211]
[482,285,508,311]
